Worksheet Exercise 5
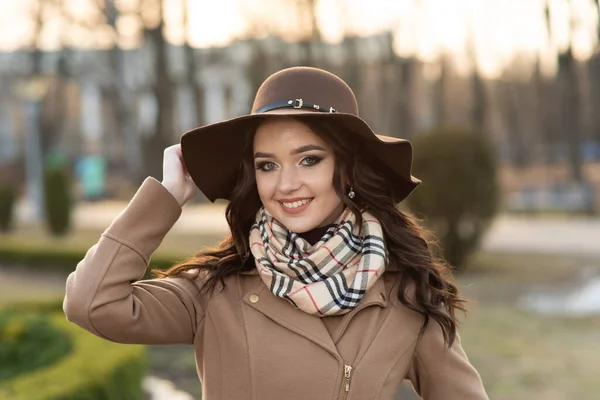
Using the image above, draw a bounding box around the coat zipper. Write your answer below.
[338,364,353,400]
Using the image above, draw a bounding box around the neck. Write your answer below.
[297,225,334,245]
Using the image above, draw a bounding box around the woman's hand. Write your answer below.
[161,144,198,206]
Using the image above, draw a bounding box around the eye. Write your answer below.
[255,161,276,172]
[300,156,323,167]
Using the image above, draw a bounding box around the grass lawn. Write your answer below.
[461,306,600,400]
[1,224,599,399]
[458,252,600,400]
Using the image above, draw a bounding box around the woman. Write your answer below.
[64,67,488,399]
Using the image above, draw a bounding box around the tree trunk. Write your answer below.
[142,19,175,181]
[500,81,529,167]
[589,55,600,146]
[248,42,269,108]
[182,0,204,127]
[344,36,362,103]
[434,56,448,128]
[471,70,486,133]
[184,43,204,127]
[296,0,320,66]
[558,49,583,181]
[105,0,144,182]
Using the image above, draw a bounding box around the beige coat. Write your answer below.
[63,178,489,400]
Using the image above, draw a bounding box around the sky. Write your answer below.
[0,0,598,78]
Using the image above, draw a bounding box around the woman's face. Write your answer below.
[253,117,344,233]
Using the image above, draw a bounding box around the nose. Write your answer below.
[277,166,302,194]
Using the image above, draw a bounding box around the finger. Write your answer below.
[165,144,179,153]
[174,144,182,156]
[181,159,190,175]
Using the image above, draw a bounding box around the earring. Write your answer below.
[348,186,356,199]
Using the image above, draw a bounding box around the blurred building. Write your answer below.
[0,33,466,168]
[1,33,599,199]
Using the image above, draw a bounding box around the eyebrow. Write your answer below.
[254,144,328,159]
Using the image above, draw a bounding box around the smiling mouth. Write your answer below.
[279,198,313,209]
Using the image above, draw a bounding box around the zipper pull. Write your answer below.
[344,365,353,392]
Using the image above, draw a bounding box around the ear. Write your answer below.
[340,169,352,187]
[341,177,351,192]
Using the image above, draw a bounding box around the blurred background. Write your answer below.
[0,1,599,399]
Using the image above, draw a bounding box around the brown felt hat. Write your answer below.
[181,66,420,202]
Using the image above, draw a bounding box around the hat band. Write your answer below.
[254,99,337,114]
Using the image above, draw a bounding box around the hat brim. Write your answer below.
[181,110,420,202]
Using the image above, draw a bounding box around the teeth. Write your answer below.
[282,199,311,209]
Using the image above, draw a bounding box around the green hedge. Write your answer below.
[0,310,72,381]
[0,299,66,317]
[0,241,178,276]
[0,185,16,233]
[44,166,73,236]
[0,301,147,400]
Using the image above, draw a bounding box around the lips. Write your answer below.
[278,198,313,214]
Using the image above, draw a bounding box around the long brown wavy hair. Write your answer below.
[156,116,466,347]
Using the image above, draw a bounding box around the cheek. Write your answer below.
[322,185,342,205]
[309,164,337,195]
[311,179,337,198]
[255,173,275,200]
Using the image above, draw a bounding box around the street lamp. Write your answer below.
[14,75,51,223]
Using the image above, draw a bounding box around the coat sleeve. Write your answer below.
[406,321,489,400]
[63,177,205,345]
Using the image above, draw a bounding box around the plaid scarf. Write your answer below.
[249,207,387,316]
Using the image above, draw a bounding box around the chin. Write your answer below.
[276,217,317,234]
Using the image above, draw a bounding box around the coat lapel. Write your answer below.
[241,274,396,359]
[328,276,389,343]
[242,278,341,359]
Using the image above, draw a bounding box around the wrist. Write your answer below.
[161,181,185,206]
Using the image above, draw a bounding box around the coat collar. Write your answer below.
[241,275,392,359]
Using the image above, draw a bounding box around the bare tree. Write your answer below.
[498,79,529,166]
[93,0,178,180]
[26,0,59,156]
[343,35,362,103]
[588,0,600,145]
[247,41,270,103]
[466,25,486,133]
[434,54,449,127]
[99,0,144,181]
[294,0,321,66]
[182,0,205,127]
[545,0,584,181]
[139,0,176,181]
[380,31,415,138]
[533,60,560,163]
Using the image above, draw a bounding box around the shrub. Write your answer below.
[0,241,178,276]
[0,302,147,400]
[0,244,87,273]
[406,127,500,269]
[43,166,73,236]
[0,185,16,233]
[0,311,72,381]
[1,298,65,314]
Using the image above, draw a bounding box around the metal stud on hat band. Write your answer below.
[255,99,337,114]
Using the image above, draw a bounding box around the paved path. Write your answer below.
[16,200,231,235]
[48,202,600,256]
[15,199,600,257]
[480,214,600,258]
